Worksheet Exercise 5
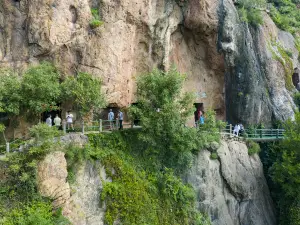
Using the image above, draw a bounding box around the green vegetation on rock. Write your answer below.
[0,124,69,224]
[246,139,261,155]
[269,0,300,34]
[90,8,103,29]
[0,62,105,129]
[269,41,294,90]
[236,0,266,26]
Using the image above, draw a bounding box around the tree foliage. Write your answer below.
[269,112,300,224]
[129,68,199,172]
[269,0,300,34]
[61,72,106,119]
[0,69,22,115]
[236,0,266,26]
[0,63,105,124]
[22,62,61,115]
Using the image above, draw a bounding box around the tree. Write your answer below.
[22,62,61,116]
[61,72,106,119]
[129,68,200,172]
[270,112,300,224]
[0,69,22,116]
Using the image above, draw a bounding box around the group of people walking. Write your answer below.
[45,111,74,130]
[108,109,123,130]
[45,109,124,131]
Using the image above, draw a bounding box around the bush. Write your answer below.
[294,93,300,108]
[29,123,61,143]
[269,0,300,34]
[89,8,103,29]
[210,152,218,160]
[1,200,70,225]
[236,0,266,26]
[90,19,104,29]
[246,140,261,155]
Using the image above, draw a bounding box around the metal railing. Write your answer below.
[221,124,285,141]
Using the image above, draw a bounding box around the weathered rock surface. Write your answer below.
[187,140,276,225]
[38,151,107,225]
[63,161,107,225]
[37,151,71,208]
[218,0,299,125]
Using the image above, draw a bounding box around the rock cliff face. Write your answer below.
[0,0,298,124]
[37,135,276,225]
[187,140,276,225]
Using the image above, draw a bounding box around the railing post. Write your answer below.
[229,124,232,136]
[81,121,85,134]
[260,129,263,138]
[99,119,103,132]
[6,142,9,153]
[62,120,67,134]
[276,129,279,139]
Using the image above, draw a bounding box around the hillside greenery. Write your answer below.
[0,124,69,224]
[260,112,300,225]
[236,0,300,34]
[0,62,105,128]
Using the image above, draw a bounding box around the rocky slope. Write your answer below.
[37,135,276,225]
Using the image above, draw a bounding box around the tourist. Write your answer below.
[54,114,62,129]
[194,109,202,127]
[233,124,240,136]
[118,110,123,130]
[239,123,244,136]
[108,109,114,130]
[66,111,74,130]
[46,115,52,127]
[200,114,205,125]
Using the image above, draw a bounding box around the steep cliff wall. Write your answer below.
[187,140,276,225]
[0,0,298,124]
[37,136,276,225]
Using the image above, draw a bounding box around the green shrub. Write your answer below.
[90,19,104,29]
[29,123,61,143]
[294,93,300,108]
[236,0,266,26]
[1,200,70,225]
[89,8,103,29]
[246,140,261,155]
[210,152,218,160]
[269,0,300,34]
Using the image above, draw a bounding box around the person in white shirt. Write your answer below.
[54,114,61,129]
[108,109,114,130]
[46,115,52,127]
[233,124,240,136]
[66,111,74,130]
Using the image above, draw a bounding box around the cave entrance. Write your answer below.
[292,68,299,89]
[193,103,204,123]
[41,105,62,126]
